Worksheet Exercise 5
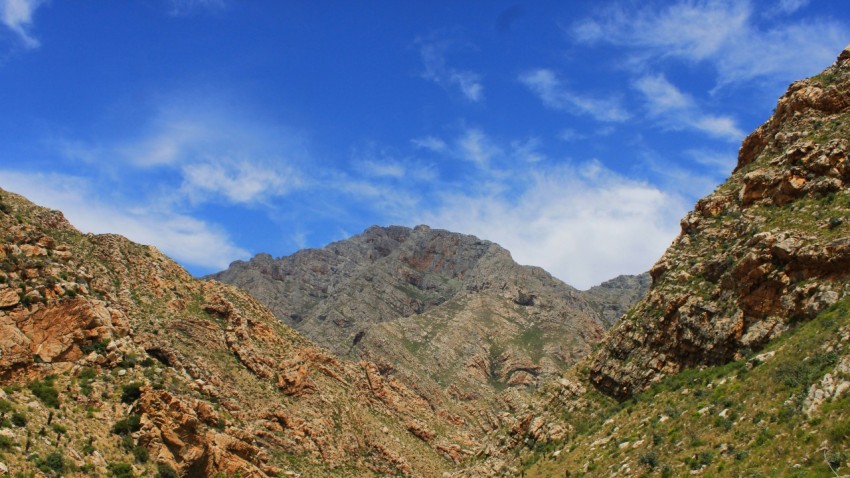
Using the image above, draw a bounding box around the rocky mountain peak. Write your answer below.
[212,224,647,408]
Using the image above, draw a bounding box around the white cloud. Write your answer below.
[180,160,299,205]
[0,171,248,271]
[63,101,307,206]
[775,0,809,15]
[449,71,484,102]
[686,148,737,176]
[1,0,45,48]
[420,161,686,289]
[519,69,630,122]
[418,37,484,102]
[456,128,500,167]
[634,73,744,140]
[412,136,447,152]
[510,137,545,163]
[572,0,850,86]
[169,0,226,16]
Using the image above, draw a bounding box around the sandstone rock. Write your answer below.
[590,45,850,399]
[0,288,19,308]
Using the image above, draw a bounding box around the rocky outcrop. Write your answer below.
[590,45,850,399]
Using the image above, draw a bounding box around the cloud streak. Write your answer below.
[418,36,484,102]
[634,73,744,140]
[519,69,630,122]
[1,0,45,48]
[572,0,850,87]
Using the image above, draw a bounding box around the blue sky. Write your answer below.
[1,0,848,289]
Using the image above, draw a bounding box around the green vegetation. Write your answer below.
[120,382,144,404]
[112,414,142,435]
[28,376,60,408]
[523,297,850,477]
[156,463,179,478]
[108,462,134,478]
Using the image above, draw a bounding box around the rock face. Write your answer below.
[590,45,850,399]
[212,225,647,405]
[0,190,481,477]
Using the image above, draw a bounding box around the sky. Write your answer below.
[0,0,848,289]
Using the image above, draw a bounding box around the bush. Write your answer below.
[639,451,658,469]
[11,411,27,427]
[132,445,149,463]
[121,382,144,404]
[0,435,14,449]
[28,377,60,408]
[40,451,65,474]
[156,463,179,478]
[108,462,134,478]
[0,398,12,417]
[112,414,142,435]
[829,418,850,444]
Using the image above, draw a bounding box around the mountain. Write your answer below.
[0,190,488,477]
[454,44,850,478]
[210,225,648,408]
[590,44,850,399]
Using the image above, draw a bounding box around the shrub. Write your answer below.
[40,451,65,474]
[156,463,179,478]
[11,411,27,427]
[829,418,850,444]
[132,445,149,463]
[108,462,134,478]
[639,451,658,469]
[0,399,12,417]
[0,435,14,449]
[81,339,109,355]
[28,377,60,408]
[112,414,142,435]
[121,382,144,404]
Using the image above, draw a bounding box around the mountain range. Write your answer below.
[0,44,848,477]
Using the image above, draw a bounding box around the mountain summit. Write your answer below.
[212,225,648,405]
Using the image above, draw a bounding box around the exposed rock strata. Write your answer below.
[591,45,850,398]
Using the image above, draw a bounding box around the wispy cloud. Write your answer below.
[456,128,500,167]
[685,148,737,176]
[62,99,308,206]
[510,137,545,163]
[572,0,850,86]
[0,171,248,271]
[634,73,744,140]
[412,136,447,153]
[519,69,630,122]
[418,36,484,102]
[350,143,436,181]
[1,0,46,48]
[168,0,226,16]
[774,0,810,15]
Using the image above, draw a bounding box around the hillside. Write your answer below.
[0,190,487,477]
[453,44,850,478]
[211,225,647,409]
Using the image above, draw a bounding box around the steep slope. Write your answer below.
[0,189,481,477]
[212,226,646,407]
[591,45,850,399]
[451,44,850,478]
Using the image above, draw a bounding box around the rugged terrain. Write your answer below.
[452,44,850,478]
[0,190,492,477]
[211,226,648,410]
[1,38,847,478]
